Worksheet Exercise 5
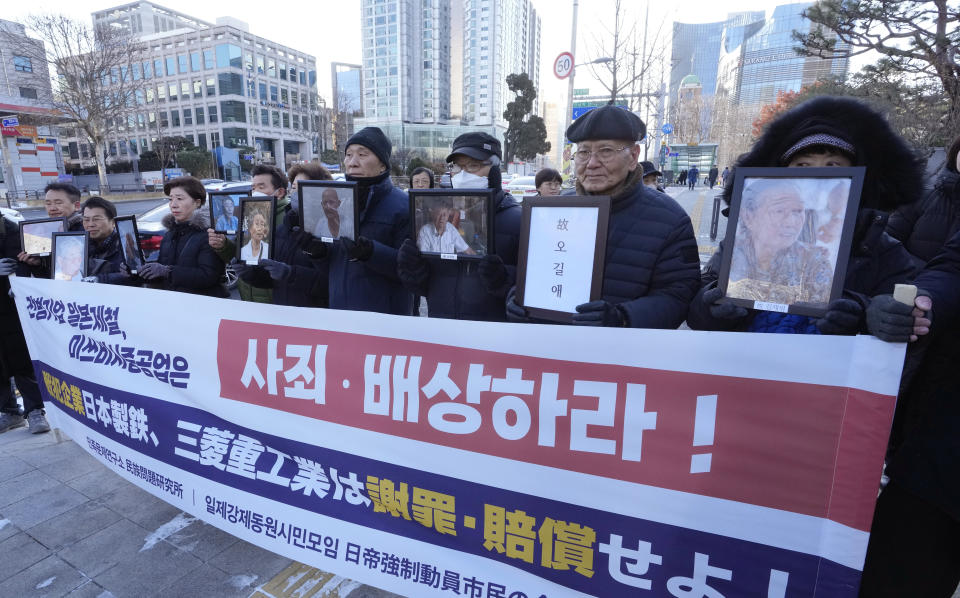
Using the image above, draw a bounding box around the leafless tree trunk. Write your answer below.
[2,14,148,193]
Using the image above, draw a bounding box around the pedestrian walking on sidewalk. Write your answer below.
[687,165,699,190]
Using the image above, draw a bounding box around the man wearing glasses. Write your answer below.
[508,104,701,328]
[81,196,134,285]
[397,132,522,321]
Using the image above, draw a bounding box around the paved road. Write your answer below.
[20,198,166,221]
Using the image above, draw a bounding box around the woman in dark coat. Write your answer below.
[139,176,226,297]
[687,96,923,335]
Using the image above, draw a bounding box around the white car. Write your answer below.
[1,207,24,223]
[504,176,537,199]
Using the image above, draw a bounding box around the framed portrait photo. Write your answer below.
[298,181,358,243]
[409,189,494,260]
[114,216,145,275]
[20,217,66,257]
[50,232,88,281]
[237,197,276,265]
[208,190,250,238]
[717,166,866,317]
[515,196,611,323]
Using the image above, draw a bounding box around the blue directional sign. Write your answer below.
[661,123,674,135]
[669,152,680,157]
[1,117,19,128]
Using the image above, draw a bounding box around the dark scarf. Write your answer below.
[347,170,391,214]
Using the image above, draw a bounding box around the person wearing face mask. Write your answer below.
[686,96,922,335]
[396,132,521,321]
[296,127,412,315]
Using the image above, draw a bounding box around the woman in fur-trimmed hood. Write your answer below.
[138,176,227,298]
[722,95,926,211]
[688,95,922,335]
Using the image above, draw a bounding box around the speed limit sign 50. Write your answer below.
[554,52,574,80]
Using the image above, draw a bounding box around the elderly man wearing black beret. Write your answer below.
[507,104,701,328]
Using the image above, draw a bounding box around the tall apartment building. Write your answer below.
[63,2,320,174]
[0,19,62,196]
[331,62,363,150]
[461,0,540,133]
[357,0,540,162]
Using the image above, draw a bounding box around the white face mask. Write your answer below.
[251,191,270,197]
[452,171,488,189]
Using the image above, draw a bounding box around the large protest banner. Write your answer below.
[13,277,905,597]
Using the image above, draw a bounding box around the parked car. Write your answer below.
[1,207,24,223]
[504,176,537,199]
[136,202,238,290]
[200,178,224,187]
[204,181,252,193]
[438,172,452,188]
[331,173,347,182]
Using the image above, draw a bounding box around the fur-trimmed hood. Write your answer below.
[723,96,926,212]
[161,208,210,232]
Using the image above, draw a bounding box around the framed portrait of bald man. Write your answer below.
[717,167,866,317]
[297,181,358,243]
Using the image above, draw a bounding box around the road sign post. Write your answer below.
[553,52,574,80]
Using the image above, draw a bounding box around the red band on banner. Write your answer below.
[216,320,894,530]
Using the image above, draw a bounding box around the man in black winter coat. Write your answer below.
[397,133,521,321]
[507,105,701,328]
[0,216,49,434]
[80,196,135,285]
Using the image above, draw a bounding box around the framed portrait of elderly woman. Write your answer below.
[408,189,494,260]
[20,217,66,257]
[114,216,145,276]
[237,197,276,265]
[50,232,88,281]
[297,181,358,243]
[209,191,250,238]
[717,167,866,317]
[515,196,611,323]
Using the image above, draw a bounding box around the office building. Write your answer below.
[331,62,363,150]
[0,19,62,196]
[64,2,320,175]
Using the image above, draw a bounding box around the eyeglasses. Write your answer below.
[448,160,490,174]
[573,146,631,163]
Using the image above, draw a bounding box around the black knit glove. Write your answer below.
[505,286,530,323]
[397,239,429,291]
[702,286,749,321]
[816,298,863,335]
[572,300,625,327]
[866,293,930,342]
[342,236,374,262]
[478,254,508,294]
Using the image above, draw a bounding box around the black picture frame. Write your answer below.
[297,181,359,243]
[716,166,866,317]
[19,217,66,257]
[237,197,276,265]
[515,196,611,323]
[50,231,88,281]
[408,189,495,261]
[208,190,250,237]
[114,216,146,275]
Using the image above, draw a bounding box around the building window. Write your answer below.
[197,133,207,149]
[211,131,221,148]
[218,72,243,96]
[196,106,205,124]
[220,100,246,123]
[178,54,188,73]
[190,52,201,71]
[215,43,242,69]
[171,109,180,127]
[203,49,215,69]
[206,77,216,96]
[183,108,192,125]
[222,127,248,148]
[270,85,278,102]
[13,56,32,72]
[168,83,178,101]
[259,82,267,100]
[272,110,280,127]
[261,108,268,126]
[160,111,169,127]
[209,104,218,123]
[166,56,176,76]
[193,79,203,98]
[19,87,38,100]
[282,112,289,128]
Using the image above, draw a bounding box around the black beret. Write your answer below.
[446,132,502,163]
[566,104,646,143]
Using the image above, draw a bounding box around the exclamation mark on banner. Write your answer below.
[690,395,717,474]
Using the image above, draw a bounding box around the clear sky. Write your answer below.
[8,0,834,106]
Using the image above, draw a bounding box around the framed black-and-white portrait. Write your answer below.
[51,232,88,281]
[237,197,276,265]
[20,217,66,257]
[409,189,494,260]
[298,181,358,243]
[209,190,250,239]
[515,196,611,322]
[717,167,866,316]
[114,216,145,275]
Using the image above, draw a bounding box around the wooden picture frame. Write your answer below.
[19,217,66,257]
[716,166,866,317]
[237,197,276,265]
[408,189,494,261]
[515,196,611,323]
[209,190,250,238]
[114,216,146,276]
[50,231,88,281]
[297,181,359,243]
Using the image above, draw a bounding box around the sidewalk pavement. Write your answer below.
[0,424,401,598]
